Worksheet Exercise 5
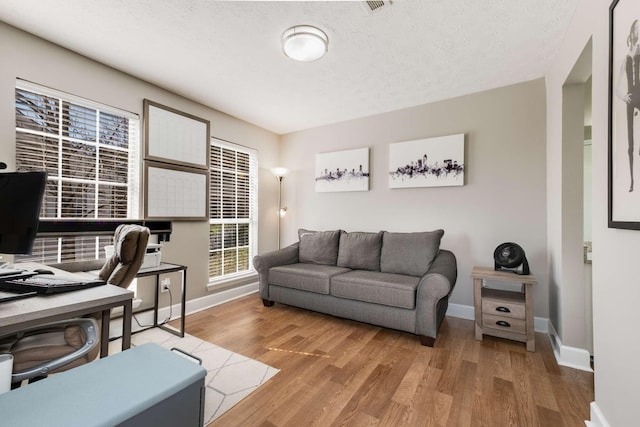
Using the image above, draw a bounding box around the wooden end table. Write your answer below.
[472,266,536,352]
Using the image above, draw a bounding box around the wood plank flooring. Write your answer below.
[182,295,593,427]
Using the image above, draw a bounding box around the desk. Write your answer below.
[136,263,187,338]
[0,283,133,357]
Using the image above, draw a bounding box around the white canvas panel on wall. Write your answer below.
[315,147,370,192]
[389,134,465,188]
[145,162,208,220]
[144,99,210,170]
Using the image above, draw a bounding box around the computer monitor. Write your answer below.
[0,171,47,255]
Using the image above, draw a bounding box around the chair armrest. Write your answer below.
[415,250,457,338]
[253,243,299,299]
[11,318,99,383]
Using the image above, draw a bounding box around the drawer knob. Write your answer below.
[496,306,511,313]
[496,320,511,328]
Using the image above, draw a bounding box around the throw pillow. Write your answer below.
[380,230,444,277]
[298,229,341,265]
[298,228,317,240]
[337,231,383,271]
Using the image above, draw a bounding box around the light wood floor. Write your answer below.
[183,295,594,427]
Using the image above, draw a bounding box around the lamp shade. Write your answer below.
[282,25,328,62]
[271,167,289,178]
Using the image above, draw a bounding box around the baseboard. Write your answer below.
[547,321,593,372]
[446,302,549,333]
[183,281,259,315]
[445,302,475,321]
[585,402,611,427]
[109,282,259,338]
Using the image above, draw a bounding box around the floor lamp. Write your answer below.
[271,167,288,249]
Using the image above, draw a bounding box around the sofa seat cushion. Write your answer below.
[330,270,420,309]
[269,263,351,295]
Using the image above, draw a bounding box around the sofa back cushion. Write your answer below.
[298,229,341,265]
[337,231,383,271]
[380,230,444,277]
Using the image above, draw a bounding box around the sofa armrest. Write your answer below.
[415,249,457,338]
[253,243,299,299]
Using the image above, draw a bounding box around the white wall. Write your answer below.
[546,0,640,425]
[585,142,593,241]
[0,22,281,302]
[280,80,549,316]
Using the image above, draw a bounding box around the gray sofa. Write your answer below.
[253,229,457,346]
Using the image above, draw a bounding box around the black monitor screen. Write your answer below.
[0,171,47,255]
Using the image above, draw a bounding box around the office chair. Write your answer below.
[0,224,150,386]
[98,224,150,288]
[0,318,99,385]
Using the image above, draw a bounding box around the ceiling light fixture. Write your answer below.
[282,25,328,62]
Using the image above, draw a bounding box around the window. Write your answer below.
[209,138,258,283]
[14,80,140,263]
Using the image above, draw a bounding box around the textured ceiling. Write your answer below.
[0,0,579,135]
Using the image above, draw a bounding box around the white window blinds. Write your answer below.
[14,80,140,263]
[209,138,258,282]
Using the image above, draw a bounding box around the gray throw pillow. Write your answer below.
[299,229,341,265]
[337,231,383,271]
[380,230,444,277]
[298,228,317,240]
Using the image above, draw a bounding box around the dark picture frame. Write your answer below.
[143,99,210,170]
[608,0,640,229]
[144,161,209,221]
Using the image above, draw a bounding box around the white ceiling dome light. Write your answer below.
[282,25,328,62]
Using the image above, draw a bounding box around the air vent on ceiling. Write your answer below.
[363,1,391,14]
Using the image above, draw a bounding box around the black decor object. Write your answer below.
[493,242,530,275]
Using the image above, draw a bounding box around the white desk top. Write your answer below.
[0,262,133,333]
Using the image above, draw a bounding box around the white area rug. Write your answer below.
[110,328,279,425]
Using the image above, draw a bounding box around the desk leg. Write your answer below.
[180,269,186,338]
[100,309,111,358]
[122,299,132,351]
[153,275,160,328]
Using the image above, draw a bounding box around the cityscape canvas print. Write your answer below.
[315,147,370,192]
[389,134,465,188]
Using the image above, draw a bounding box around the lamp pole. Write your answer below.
[277,175,283,249]
[271,167,288,250]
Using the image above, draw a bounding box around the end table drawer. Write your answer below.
[482,314,526,334]
[482,298,525,319]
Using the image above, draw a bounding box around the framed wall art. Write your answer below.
[608,0,640,229]
[144,99,210,170]
[389,134,465,189]
[315,147,369,192]
[144,161,208,220]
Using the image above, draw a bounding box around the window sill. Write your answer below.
[207,271,258,292]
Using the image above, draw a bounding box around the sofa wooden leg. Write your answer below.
[262,299,275,307]
[418,335,435,347]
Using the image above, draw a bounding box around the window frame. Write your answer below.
[207,137,258,287]
[14,79,141,264]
